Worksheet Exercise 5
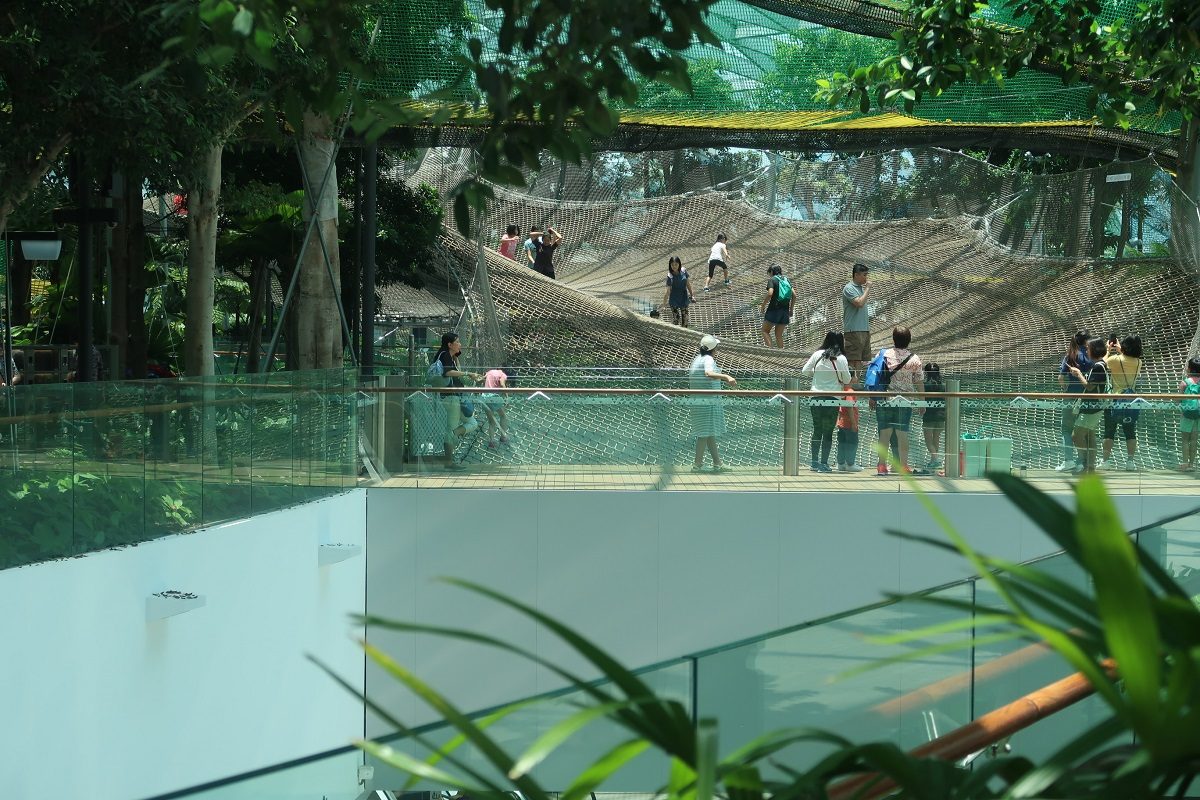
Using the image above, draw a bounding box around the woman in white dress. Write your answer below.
[689,334,737,471]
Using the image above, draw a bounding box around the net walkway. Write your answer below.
[398,146,1200,472]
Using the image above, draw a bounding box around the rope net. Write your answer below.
[399,146,1200,472]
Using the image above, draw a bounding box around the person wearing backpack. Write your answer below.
[1178,356,1200,472]
[430,332,483,470]
[759,264,793,348]
[1065,337,1110,474]
[871,326,922,476]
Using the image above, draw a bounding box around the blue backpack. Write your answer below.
[864,349,913,392]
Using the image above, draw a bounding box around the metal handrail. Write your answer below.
[828,659,1117,800]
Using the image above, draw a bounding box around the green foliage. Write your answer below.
[817,0,1200,130]
[758,30,892,112]
[621,58,744,112]
[335,475,1200,799]
[373,181,445,288]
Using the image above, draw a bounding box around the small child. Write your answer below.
[481,367,515,448]
[1178,356,1200,471]
[836,370,863,472]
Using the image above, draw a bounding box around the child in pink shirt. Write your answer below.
[481,368,513,447]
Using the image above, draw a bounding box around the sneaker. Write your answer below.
[815,463,833,473]
[1126,458,1139,471]
[876,463,889,476]
[1099,458,1117,470]
[462,417,480,433]
[703,285,711,292]
[1055,460,1074,472]
[839,464,865,473]
[486,440,497,449]
[1071,463,1087,475]
[724,279,732,287]
[691,464,706,473]
[809,460,820,472]
[499,435,509,443]
[712,465,733,473]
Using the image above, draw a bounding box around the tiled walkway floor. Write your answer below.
[374,465,1200,494]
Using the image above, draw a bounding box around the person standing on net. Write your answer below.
[524,227,542,267]
[498,224,521,261]
[663,256,696,328]
[759,264,793,348]
[842,263,872,375]
[532,225,562,279]
[704,233,730,291]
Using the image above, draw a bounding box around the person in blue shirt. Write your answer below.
[1056,330,1092,471]
[662,256,697,327]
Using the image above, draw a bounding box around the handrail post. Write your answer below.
[783,378,800,476]
[946,378,961,478]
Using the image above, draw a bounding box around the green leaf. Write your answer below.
[510,700,639,778]
[696,719,717,800]
[559,739,651,800]
[1074,477,1162,735]
[231,6,253,36]
[443,579,694,759]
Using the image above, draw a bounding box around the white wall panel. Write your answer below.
[0,492,367,800]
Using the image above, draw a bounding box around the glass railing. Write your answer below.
[361,380,1200,490]
[0,368,359,569]
[5,360,1196,567]
[142,507,1200,799]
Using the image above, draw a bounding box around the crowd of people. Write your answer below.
[479,233,1200,475]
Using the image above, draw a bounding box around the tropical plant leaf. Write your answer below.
[1007,714,1127,797]
[359,738,489,792]
[442,578,695,758]
[308,654,507,793]
[559,739,652,800]
[362,640,552,800]
[1073,476,1162,738]
[696,718,718,800]
[509,699,647,778]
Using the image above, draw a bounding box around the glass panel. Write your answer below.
[159,749,362,800]
[696,584,973,774]
[367,660,693,793]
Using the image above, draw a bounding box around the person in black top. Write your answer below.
[433,331,483,470]
[532,225,562,279]
[1067,337,1110,474]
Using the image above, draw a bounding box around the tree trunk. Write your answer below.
[10,250,31,326]
[183,142,222,377]
[295,110,343,370]
[245,260,270,373]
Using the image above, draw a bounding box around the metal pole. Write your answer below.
[783,377,800,476]
[77,155,95,382]
[2,235,12,387]
[360,143,378,370]
[946,378,962,478]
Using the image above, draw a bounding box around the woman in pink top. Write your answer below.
[498,225,521,261]
[874,326,922,475]
[481,368,514,446]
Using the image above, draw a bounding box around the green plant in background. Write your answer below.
[325,475,1200,799]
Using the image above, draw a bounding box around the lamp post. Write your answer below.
[2,231,63,386]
